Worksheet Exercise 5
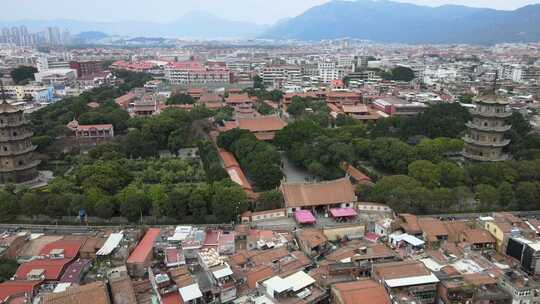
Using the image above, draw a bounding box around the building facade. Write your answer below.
[462,94,512,161]
[0,101,40,184]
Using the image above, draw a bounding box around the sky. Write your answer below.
[1,0,540,24]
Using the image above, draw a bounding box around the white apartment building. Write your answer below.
[422,66,458,85]
[165,62,231,87]
[317,61,344,84]
[261,65,302,88]
[498,64,540,83]
[3,85,54,103]
[34,68,77,85]
[37,55,70,72]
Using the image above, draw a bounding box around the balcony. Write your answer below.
[0,160,41,173]
[0,145,37,157]
[470,109,512,118]
[466,122,511,132]
[462,136,510,148]
[462,151,510,162]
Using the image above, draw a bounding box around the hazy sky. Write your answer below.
[2,0,540,24]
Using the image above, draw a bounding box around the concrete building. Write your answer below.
[165,61,230,87]
[372,96,427,116]
[34,69,77,85]
[261,65,302,88]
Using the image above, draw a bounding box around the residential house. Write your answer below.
[331,279,391,304]
[372,261,439,304]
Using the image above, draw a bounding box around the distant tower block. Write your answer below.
[462,93,512,162]
[0,98,40,184]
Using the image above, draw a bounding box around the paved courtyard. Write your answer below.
[281,154,317,183]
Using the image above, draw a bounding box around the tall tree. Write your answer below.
[10,65,38,84]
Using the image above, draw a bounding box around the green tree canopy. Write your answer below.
[166,93,195,105]
[10,65,38,84]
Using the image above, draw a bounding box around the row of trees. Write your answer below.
[369,164,540,215]
[274,119,463,179]
[287,96,331,127]
[218,129,283,191]
[0,152,248,223]
[166,93,195,105]
[369,103,472,140]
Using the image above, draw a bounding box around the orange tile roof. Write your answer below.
[297,229,328,249]
[282,178,356,208]
[332,279,390,304]
[373,261,430,280]
[226,94,251,104]
[250,247,289,266]
[398,214,422,235]
[342,105,368,114]
[237,116,286,133]
[418,218,449,239]
[42,281,110,304]
[341,163,372,183]
[217,148,253,193]
[463,273,497,286]
[461,229,496,244]
[444,221,472,242]
[246,266,274,289]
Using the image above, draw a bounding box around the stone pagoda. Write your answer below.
[462,93,512,162]
[0,83,40,184]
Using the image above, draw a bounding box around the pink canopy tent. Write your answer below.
[329,208,357,218]
[294,210,316,225]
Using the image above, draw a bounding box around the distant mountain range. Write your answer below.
[0,11,268,40]
[3,1,540,44]
[261,0,540,44]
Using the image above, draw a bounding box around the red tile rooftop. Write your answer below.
[166,248,180,264]
[39,240,83,258]
[76,124,114,131]
[161,291,182,304]
[203,230,221,247]
[15,258,72,281]
[0,280,41,302]
[167,61,204,70]
[127,228,161,264]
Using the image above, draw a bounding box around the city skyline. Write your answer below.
[1,0,540,25]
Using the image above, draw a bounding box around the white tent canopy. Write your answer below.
[96,232,124,256]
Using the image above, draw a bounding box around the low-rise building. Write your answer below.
[372,96,428,116]
[261,271,327,304]
[220,115,287,141]
[126,228,161,277]
[331,279,391,304]
[34,68,77,85]
[41,281,110,304]
[281,178,357,216]
[373,261,439,304]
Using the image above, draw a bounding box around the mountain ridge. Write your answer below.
[0,11,269,39]
[261,0,540,44]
